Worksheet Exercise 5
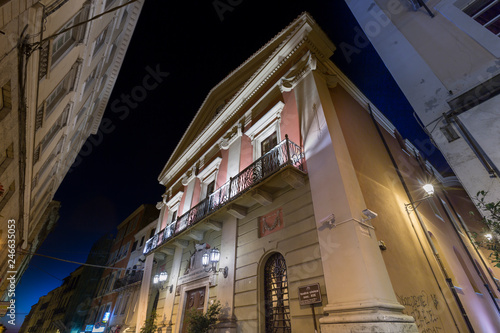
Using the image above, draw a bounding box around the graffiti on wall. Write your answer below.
[396,290,444,333]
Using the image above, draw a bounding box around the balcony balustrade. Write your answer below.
[112,270,144,290]
[144,136,305,255]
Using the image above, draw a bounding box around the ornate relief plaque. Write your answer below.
[259,208,284,238]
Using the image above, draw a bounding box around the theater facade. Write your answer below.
[136,13,500,333]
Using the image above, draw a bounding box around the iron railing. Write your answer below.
[144,136,305,255]
[112,271,144,290]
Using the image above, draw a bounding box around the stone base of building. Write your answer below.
[320,322,419,333]
[320,302,418,333]
[214,317,237,333]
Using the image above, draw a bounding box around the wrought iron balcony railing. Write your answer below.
[112,270,144,290]
[144,136,305,255]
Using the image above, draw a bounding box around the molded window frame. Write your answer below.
[166,191,183,223]
[197,157,222,200]
[50,5,90,68]
[246,101,284,160]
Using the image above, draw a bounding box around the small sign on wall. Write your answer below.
[259,208,284,238]
[298,283,322,306]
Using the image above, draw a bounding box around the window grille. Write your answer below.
[264,253,292,333]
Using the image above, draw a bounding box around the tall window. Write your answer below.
[83,65,99,93]
[93,26,110,57]
[40,106,69,153]
[206,181,215,198]
[264,253,291,333]
[261,132,278,156]
[44,61,80,119]
[50,6,90,66]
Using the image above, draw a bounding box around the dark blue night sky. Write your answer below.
[2,1,450,331]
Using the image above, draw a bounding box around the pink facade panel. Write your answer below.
[161,206,170,229]
[240,135,253,172]
[217,149,229,188]
[178,188,186,215]
[191,177,202,208]
[280,91,301,145]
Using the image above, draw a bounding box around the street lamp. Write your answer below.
[405,184,434,211]
[423,184,434,196]
[153,271,173,292]
[202,248,228,278]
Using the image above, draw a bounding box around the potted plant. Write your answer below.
[185,301,221,333]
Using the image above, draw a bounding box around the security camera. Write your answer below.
[362,209,378,219]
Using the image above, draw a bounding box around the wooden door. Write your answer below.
[181,287,206,333]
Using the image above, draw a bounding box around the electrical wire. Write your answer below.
[18,250,144,271]
[30,263,63,281]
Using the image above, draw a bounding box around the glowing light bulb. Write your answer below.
[423,184,434,196]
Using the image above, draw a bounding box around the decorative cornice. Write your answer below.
[90,0,145,134]
[181,167,197,186]
[279,51,316,92]
[158,12,335,186]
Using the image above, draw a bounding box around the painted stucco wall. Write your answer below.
[332,84,500,332]
[233,184,325,332]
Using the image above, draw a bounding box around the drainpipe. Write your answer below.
[368,105,474,332]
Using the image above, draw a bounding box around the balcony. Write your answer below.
[144,136,306,255]
[113,271,144,290]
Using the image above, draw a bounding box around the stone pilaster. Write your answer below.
[294,70,417,332]
[215,216,238,333]
[135,254,154,333]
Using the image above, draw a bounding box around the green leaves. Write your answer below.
[186,301,222,333]
[472,191,500,267]
[140,311,158,333]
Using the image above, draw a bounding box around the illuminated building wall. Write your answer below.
[0,0,145,299]
[345,0,500,214]
[137,12,500,333]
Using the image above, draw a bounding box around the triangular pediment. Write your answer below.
[159,12,335,186]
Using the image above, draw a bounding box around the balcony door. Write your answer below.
[260,132,279,177]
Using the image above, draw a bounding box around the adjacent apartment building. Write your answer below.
[84,204,157,333]
[136,13,500,333]
[345,0,500,212]
[0,0,144,299]
[19,233,113,333]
